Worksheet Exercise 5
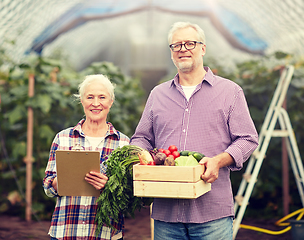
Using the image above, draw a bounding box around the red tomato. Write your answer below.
[158,148,165,153]
[168,145,178,153]
[163,149,171,157]
[148,161,156,165]
[167,154,175,159]
[171,151,180,159]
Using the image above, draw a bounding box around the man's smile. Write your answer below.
[178,55,191,59]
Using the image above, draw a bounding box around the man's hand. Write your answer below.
[199,152,234,183]
[85,171,108,190]
[199,157,219,183]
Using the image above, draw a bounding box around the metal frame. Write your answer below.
[233,65,304,239]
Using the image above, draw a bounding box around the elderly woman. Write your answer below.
[43,74,129,240]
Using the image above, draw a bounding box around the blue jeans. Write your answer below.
[154,217,233,240]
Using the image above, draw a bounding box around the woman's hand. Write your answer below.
[52,177,58,191]
[85,171,108,191]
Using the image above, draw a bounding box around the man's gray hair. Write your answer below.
[168,22,206,45]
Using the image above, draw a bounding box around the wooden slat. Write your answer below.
[133,164,205,182]
[134,180,211,199]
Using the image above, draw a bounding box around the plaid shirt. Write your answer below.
[43,119,130,240]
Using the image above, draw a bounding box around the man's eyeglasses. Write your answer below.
[169,41,204,52]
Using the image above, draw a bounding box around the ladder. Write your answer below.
[233,65,304,239]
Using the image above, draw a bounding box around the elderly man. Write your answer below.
[130,21,258,240]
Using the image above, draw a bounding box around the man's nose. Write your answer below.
[180,43,187,51]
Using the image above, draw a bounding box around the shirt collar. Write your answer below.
[72,119,120,139]
[171,66,216,88]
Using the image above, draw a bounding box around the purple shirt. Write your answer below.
[130,67,258,223]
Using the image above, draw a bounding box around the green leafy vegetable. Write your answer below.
[175,155,199,166]
[95,145,153,235]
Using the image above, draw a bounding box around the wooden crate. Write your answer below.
[133,164,211,199]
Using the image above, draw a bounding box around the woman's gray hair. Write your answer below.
[74,74,115,101]
[168,22,206,45]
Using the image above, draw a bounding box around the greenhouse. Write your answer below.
[1,0,304,89]
[0,0,304,239]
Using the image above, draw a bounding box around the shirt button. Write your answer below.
[185,109,189,112]
[183,129,186,132]
[83,221,85,224]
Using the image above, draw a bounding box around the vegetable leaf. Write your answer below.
[95,145,153,236]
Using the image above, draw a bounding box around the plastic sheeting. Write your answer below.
[1,0,303,73]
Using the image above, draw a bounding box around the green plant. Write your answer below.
[207,53,304,218]
[0,53,145,220]
[1,47,304,221]
[79,62,145,137]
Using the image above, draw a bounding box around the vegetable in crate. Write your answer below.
[138,149,154,165]
[189,152,205,162]
[95,145,153,235]
[164,155,175,166]
[159,145,180,160]
[171,150,180,159]
[175,155,199,166]
[180,150,205,162]
[154,152,167,165]
[180,150,190,156]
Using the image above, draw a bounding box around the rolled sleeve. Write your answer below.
[43,174,58,197]
[225,89,259,171]
[43,135,59,198]
[226,137,258,171]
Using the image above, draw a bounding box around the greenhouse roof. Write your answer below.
[1,0,303,73]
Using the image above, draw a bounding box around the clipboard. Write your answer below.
[55,150,101,197]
